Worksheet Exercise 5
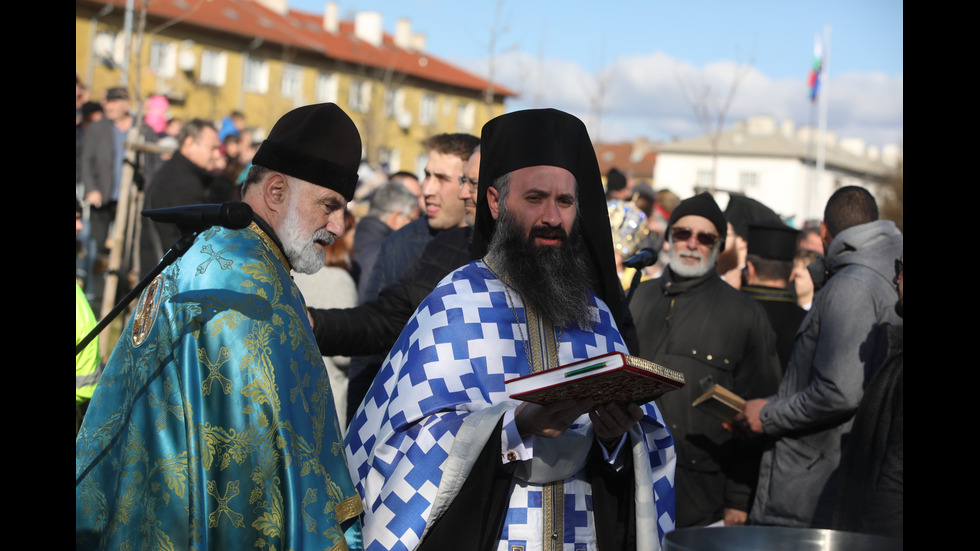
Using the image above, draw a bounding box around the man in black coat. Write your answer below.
[140,119,223,275]
[629,192,781,528]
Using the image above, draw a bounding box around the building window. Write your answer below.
[384,88,407,119]
[316,73,338,103]
[456,102,475,131]
[384,88,395,118]
[696,169,714,191]
[243,55,268,93]
[281,64,303,100]
[349,80,372,113]
[739,171,759,190]
[149,41,177,78]
[420,94,437,125]
[200,50,227,86]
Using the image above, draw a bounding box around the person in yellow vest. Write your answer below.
[76,201,101,434]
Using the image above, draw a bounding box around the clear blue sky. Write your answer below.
[294,1,902,76]
[292,1,903,146]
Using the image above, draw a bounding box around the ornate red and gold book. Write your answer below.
[505,351,685,405]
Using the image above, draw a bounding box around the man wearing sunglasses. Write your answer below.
[629,192,782,528]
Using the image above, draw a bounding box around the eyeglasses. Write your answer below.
[458,175,478,190]
[671,227,719,247]
[894,258,903,278]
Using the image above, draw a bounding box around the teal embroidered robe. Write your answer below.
[76,222,362,550]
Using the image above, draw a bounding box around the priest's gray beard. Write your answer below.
[487,204,596,330]
[280,203,335,274]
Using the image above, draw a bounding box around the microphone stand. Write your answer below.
[622,247,658,308]
[75,230,199,356]
[625,267,644,308]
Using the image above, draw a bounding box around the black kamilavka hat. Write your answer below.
[253,103,361,201]
[747,221,799,261]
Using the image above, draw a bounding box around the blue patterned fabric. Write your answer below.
[346,260,676,551]
[76,222,362,550]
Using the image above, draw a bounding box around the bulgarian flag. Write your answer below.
[808,36,823,102]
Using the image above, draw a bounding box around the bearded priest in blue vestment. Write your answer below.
[346,109,677,551]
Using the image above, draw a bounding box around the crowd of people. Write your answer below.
[76,84,903,549]
[76,80,260,309]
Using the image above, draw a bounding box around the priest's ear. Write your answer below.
[243,169,288,220]
[263,172,288,207]
[487,185,501,220]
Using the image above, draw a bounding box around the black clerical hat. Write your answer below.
[472,108,623,332]
[253,103,361,201]
[747,221,799,261]
[724,195,781,238]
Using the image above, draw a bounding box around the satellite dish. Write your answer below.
[94,33,115,59]
[178,49,196,72]
[397,110,413,130]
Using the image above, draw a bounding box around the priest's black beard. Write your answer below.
[487,204,596,330]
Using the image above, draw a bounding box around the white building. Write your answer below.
[653,116,900,225]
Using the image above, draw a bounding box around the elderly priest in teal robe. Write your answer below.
[76,104,364,550]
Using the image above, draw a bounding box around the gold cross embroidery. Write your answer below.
[147,378,184,433]
[200,347,233,395]
[206,479,245,528]
[197,244,236,275]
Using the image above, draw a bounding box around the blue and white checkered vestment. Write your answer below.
[345,260,676,551]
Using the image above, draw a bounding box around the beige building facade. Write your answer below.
[76,0,513,171]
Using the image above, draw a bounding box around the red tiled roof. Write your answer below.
[79,0,515,97]
[594,142,657,178]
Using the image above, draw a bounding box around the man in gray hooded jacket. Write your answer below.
[737,186,903,528]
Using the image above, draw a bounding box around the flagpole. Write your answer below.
[805,33,823,223]
[806,66,817,221]
[816,25,831,218]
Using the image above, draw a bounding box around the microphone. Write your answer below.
[142,201,254,232]
[622,247,658,269]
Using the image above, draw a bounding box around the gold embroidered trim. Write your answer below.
[543,479,564,551]
[247,221,292,272]
[334,494,363,523]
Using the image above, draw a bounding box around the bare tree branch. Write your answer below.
[675,51,754,193]
[584,43,612,144]
[484,0,511,112]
